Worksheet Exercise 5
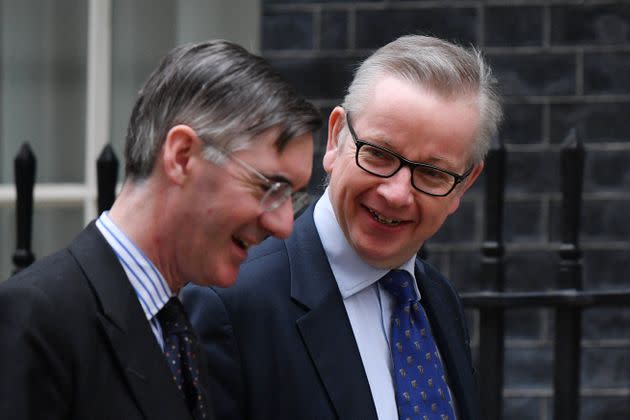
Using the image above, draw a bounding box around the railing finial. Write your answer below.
[97,144,119,214]
[12,142,36,273]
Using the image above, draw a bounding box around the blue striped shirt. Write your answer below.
[96,212,173,350]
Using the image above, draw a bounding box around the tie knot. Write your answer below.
[380,270,416,304]
[157,297,191,336]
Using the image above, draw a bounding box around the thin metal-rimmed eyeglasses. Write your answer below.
[204,144,310,216]
[345,112,474,197]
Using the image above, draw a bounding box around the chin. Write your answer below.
[192,267,238,289]
[356,247,398,269]
[213,267,241,288]
[358,243,414,269]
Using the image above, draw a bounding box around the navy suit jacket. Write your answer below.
[0,223,211,420]
[183,205,479,420]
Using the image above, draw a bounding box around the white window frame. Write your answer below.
[0,0,111,225]
[0,0,259,222]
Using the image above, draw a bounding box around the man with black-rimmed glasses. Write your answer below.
[184,35,502,420]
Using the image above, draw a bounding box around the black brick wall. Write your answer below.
[261,1,630,419]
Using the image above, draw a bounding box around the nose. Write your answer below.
[259,198,294,239]
[376,167,414,207]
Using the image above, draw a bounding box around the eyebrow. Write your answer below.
[365,136,461,172]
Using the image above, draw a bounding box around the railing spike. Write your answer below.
[97,144,119,214]
[479,135,506,420]
[12,142,36,273]
[553,126,585,420]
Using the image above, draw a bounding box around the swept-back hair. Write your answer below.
[124,39,321,179]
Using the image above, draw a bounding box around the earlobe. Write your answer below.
[162,125,199,184]
[323,106,345,173]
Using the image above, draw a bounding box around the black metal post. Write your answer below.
[97,144,119,214]
[479,138,506,420]
[553,128,584,420]
[12,143,36,273]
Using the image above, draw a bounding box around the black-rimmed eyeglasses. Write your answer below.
[205,145,310,216]
[346,113,474,197]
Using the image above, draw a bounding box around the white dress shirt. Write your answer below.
[96,212,175,350]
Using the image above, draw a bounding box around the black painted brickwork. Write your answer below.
[261,1,630,419]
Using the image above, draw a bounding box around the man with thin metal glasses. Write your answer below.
[0,40,320,420]
[184,35,502,420]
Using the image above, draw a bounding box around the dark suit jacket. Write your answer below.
[0,223,211,420]
[183,205,479,420]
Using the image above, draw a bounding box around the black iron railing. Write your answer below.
[11,142,118,273]
[461,128,630,420]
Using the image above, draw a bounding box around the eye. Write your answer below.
[414,166,452,187]
[366,146,388,159]
[417,167,444,179]
[360,144,396,163]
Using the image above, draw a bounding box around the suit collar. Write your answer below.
[68,223,195,420]
[286,206,379,420]
[95,212,172,321]
[287,205,337,309]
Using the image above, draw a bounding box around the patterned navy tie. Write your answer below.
[157,297,208,419]
[380,270,456,420]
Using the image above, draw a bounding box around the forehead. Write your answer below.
[353,76,480,167]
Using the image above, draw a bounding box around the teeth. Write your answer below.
[367,208,401,226]
[233,236,251,250]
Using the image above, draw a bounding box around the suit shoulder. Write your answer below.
[235,237,290,284]
[418,258,449,282]
[1,247,95,322]
[0,249,84,352]
[416,258,461,299]
[242,235,286,262]
[3,248,82,294]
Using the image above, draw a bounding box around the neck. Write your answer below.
[108,177,183,294]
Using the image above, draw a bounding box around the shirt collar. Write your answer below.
[96,212,174,321]
[313,187,419,300]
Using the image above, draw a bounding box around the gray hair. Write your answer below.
[124,39,321,179]
[342,35,502,163]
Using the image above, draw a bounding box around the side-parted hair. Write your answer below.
[124,39,322,180]
[342,35,502,163]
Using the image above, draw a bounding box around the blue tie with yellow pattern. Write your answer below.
[381,270,456,420]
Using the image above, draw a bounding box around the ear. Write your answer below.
[161,125,200,185]
[447,161,484,215]
[323,106,346,174]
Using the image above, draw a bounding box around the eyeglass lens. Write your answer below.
[357,143,455,196]
[260,183,310,215]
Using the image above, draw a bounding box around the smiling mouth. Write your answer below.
[366,206,404,227]
[232,236,252,251]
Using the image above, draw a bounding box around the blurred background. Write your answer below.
[1,0,629,419]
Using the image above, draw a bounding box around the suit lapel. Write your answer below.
[288,208,378,420]
[415,261,478,420]
[68,224,193,420]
